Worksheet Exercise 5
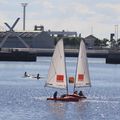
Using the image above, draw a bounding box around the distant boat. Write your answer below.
[45,39,91,102]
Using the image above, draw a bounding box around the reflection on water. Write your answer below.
[0,57,120,120]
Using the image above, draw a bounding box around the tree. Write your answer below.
[117,38,120,47]
[94,38,101,46]
[101,38,109,47]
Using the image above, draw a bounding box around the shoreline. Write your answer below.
[0,48,113,58]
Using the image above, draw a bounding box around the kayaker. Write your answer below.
[24,72,28,77]
[37,73,40,79]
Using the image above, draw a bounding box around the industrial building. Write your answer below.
[0,17,78,50]
[0,31,54,49]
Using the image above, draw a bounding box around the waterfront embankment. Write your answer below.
[1,48,109,58]
[1,48,120,59]
[29,48,109,58]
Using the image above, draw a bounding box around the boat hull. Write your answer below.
[47,97,79,102]
[68,95,87,99]
[47,95,86,102]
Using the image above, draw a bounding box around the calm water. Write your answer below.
[0,57,120,120]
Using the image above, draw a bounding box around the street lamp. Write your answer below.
[21,3,28,31]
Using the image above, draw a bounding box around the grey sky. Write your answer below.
[0,0,120,39]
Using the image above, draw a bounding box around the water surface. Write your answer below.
[0,57,120,120]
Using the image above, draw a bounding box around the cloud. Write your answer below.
[0,0,120,38]
[0,0,8,4]
[30,0,54,9]
[95,3,120,24]
[29,1,95,19]
[69,2,95,15]
[17,1,120,38]
[97,3,120,13]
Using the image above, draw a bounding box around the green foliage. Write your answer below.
[53,37,81,49]
[63,37,80,48]
[117,39,120,46]
[94,38,109,47]
[101,38,109,46]
[94,39,101,46]
[53,36,116,49]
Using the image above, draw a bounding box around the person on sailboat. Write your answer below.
[53,91,58,99]
[78,91,85,97]
[73,91,78,95]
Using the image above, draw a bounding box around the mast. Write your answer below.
[63,40,68,94]
[73,39,81,92]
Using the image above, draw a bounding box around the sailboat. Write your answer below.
[45,39,91,102]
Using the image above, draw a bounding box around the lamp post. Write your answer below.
[21,3,28,31]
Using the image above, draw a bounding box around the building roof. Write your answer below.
[0,30,78,38]
[0,32,40,38]
[85,34,99,40]
[47,30,77,36]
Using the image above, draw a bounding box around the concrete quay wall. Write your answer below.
[29,48,109,58]
[1,48,110,58]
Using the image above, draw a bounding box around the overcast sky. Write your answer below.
[0,0,120,39]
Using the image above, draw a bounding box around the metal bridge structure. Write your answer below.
[0,18,29,48]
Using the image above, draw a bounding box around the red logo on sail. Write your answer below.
[78,74,84,81]
[56,75,64,82]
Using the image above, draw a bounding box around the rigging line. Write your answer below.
[62,39,68,94]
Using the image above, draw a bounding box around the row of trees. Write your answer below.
[54,36,111,49]
[94,38,109,47]
[53,36,120,49]
[94,38,120,48]
[54,37,81,49]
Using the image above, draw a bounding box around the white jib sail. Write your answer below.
[75,40,91,87]
[45,39,67,89]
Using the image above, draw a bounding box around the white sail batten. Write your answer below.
[75,40,91,87]
[45,39,67,89]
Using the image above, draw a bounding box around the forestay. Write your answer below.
[75,40,91,87]
[45,39,67,89]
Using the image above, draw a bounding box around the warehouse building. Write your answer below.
[0,31,54,49]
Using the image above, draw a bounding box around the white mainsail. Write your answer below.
[75,40,91,87]
[45,39,67,89]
